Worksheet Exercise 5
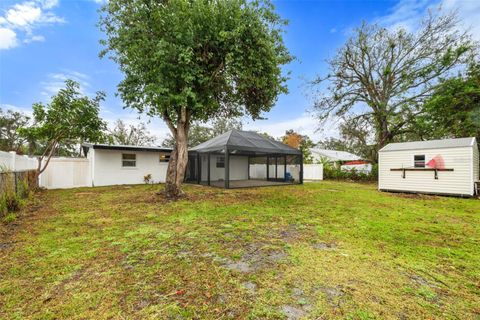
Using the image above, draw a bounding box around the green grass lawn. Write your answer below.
[1,181,479,319]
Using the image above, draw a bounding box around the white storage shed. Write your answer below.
[378,137,479,197]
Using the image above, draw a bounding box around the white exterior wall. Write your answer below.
[379,147,474,196]
[200,154,248,181]
[92,149,169,187]
[473,143,479,182]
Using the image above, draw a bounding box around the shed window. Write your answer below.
[414,155,425,168]
[159,153,170,163]
[216,156,225,168]
[122,153,136,167]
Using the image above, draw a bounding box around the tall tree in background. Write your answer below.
[108,120,157,146]
[162,117,243,148]
[414,62,480,141]
[100,0,292,198]
[282,129,315,163]
[19,80,107,175]
[313,11,475,157]
[210,117,243,137]
[0,109,30,153]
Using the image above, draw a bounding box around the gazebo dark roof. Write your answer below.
[190,129,302,155]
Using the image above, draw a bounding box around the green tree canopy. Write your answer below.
[0,109,30,153]
[107,119,157,146]
[313,11,475,156]
[19,80,107,174]
[414,62,480,141]
[99,0,292,197]
[281,129,315,163]
[162,117,243,148]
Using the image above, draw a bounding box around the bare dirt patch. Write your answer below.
[281,305,307,320]
[222,243,288,273]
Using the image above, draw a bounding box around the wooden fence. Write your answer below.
[0,170,38,194]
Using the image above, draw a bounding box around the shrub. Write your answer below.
[3,212,16,223]
[17,178,30,198]
[323,162,378,182]
[0,192,22,217]
[144,174,153,184]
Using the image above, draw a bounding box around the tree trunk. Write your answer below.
[164,123,189,199]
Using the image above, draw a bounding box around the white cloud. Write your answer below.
[40,70,91,97]
[377,0,480,40]
[0,0,64,50]
[0,27,18,49]
[0,104,33,117]
[244,113,339,142]
[24,34,45,43]
[4,2,42,28]
[41,0,59,9]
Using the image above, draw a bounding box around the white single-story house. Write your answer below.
[40,131,317,189]
[82,144,172,187]
[378,137,479,197]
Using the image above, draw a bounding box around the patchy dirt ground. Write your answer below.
[1,182,479,319]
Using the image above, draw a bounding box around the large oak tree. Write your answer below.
[99,0,292,198]
[313,11,475,156]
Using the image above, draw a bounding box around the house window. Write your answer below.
[414,155,425,168]
[122,153,136,167]
[216,156,225,168]
[159,153,170,163]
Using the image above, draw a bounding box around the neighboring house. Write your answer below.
[341,160,372,174]
[378,137,479,197]
[187,129,303,188]
[82,143,172,187]
[311,149,362,164]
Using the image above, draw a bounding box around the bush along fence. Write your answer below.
[0,151,39,219]
[323,162,378,182]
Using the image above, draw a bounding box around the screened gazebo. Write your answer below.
[185,130,303,188]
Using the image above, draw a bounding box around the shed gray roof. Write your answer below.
[190,129,301,155]
[379,137,476,152]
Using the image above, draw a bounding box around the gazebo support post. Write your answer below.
[299,154,304,184]
[266,155,270,181]
[284,155,287,182]
[196,153,201,184]
[225,148,230,189]
[275,156,278,180]
[247,156,250,180]
[207,153,211,186]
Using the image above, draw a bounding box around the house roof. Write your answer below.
[190,129,302,155]
[379,137,477,152]
[82,143,172,153]
[311,149,362,162]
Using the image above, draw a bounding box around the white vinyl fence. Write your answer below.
[303,164,324,180]
[0,151,37,172]
[39,157,91,189]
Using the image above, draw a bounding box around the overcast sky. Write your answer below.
[1,0,479,144]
